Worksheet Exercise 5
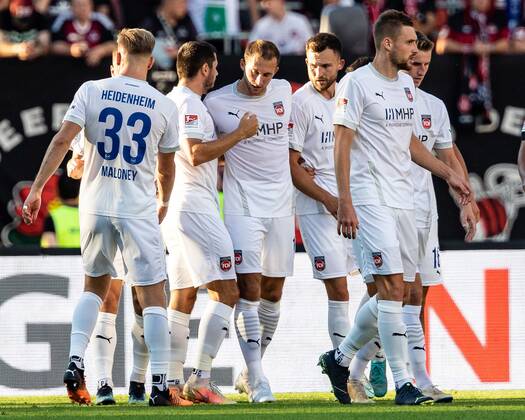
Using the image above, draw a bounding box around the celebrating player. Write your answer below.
[22,28,178,406]
[162,40,258,404]
[205,40,294,403]
[318,10,471,405]
[289,33,362,349]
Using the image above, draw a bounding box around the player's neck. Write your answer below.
[236,78,266,97]
[314,83,335,100]
[372,53,399,80]
[179,79,205,97]
[119,65,148,82]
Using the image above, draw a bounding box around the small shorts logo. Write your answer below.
[234,250,243,265]
[185,114,199,127]
[314,256,326,271]
[273,101,285,116]
[404,88,413,102]
[421,114,432,129]
[372,252,383,268]
[220,256,232,271]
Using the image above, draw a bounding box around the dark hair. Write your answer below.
[59,172,80,200]
[244,40,280,64]
[416,31,434,52]
[346,56,373,73]
[373,10,414,50]
[305,32,342,56]
[176,41,217,80]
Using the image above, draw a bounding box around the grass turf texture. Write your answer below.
[0,391,524,419]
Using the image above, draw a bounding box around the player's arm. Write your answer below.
[156,151,176,224]
[22,121,82,224]
[409,134,471,205]
[289,149,338,217]
[184,113,258,166]
[67,151,84,179]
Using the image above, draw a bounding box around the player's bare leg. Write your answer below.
[93,279,123,405]
[134,281,171,406]
[64,274,112,405]
[405,276,452,403]
[128,286,149,404]
[184,280,239,404]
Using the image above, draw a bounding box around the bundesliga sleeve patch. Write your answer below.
[185,114,199,128]
[404,88,414,102]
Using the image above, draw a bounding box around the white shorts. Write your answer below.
[354,205,418,283]
[112,250,126,282]
[298,213,358,280]
[417,219,443,286]
[162,211,235,290]
[224,214,295,277]
[80,213,167,287]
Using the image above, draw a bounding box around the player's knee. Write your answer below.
[406,285,423,306]
[260,278,284,302]
[324,277,349,301]
[237,278,260,301]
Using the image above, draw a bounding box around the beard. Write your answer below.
[203,73,215,92]
[391,49,411,71]
[312,76,337,93]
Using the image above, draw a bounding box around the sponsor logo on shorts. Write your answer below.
[421,114,432,129]
[314,256,326,271]
[273,101,285,116]
[372,252,383,268]
[234,250,243,265]
[185,114,199,128]
[220,256,232,271]
[404,87,414,102]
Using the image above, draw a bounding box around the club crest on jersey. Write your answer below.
[273,101,285,116]
[372,252,383,268]
[185,114,199,127]
[314,256,326,271]
[220,256,232,271]
[404,88,413,102]
[421,114,432,129]
[234,250,243,265]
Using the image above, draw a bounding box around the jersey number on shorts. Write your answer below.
[432,247,441,269]
[97,107,151,165]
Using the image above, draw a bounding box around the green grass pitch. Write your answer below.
[1,391,524,419]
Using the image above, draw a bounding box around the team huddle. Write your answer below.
[22,9,477,408]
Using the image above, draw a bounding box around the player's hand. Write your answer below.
[157,205,168,224]
[70,42,88,58]
[446,172,471,206]
[67,157,84,179]
[460,203,477,242]
[301,164,315,178]
[237,113,258,139]
[470,197,481,223]
[22,189,42,225]
[323,194,338,219]
[337,197,359,239]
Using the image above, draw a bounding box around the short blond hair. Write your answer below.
[117,28,155,56]
[244,40,280,64]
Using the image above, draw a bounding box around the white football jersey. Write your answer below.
[289,82,337,215]
[204,79,293,217]
[333,64,416,209]
[166,85,219,214]
[411,88,453,228]
[63,75,179,219]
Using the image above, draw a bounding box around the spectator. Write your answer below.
[0,0,50,60]
[141,0,197,70]
[50,0,114,66]
[383,0,437,36]
[510,0,525,52]
[249,0,313,55]
[41,172,80,248]
[437,0,510,125]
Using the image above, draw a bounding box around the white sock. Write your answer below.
[92,312,117,388]
[350,334,381,380]
[337,297,379,366]
[377,300,411,389]
[357,291,371,312]
[143,306,169,391]
[403,305,432,389]
[130,314,149,384]
[69,291,102,362]
[235,298,264,384]
[194,300,233,372]
[167,309,190,385]
[328,300,350,348]
[259,299,280,357]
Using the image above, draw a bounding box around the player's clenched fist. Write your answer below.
[337,198,359,239]
[22,190,41,226]
[237,112,258,139]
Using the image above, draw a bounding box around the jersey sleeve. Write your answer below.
[521,120,525,141]
[159,107,180,153]
[179,98,207,141]
[433,101,453,149]
[63,82,90,128]
[70,130,84,155]
[289,98,310,152]
[333,75,364,130]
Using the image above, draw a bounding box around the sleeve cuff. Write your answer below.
[159,145,180,153]
[434,142,453,149]
[63,115,85,128]
[333,117,358,130]
[182,133,205,141]
[289,142,303,152]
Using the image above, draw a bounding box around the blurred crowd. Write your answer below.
[1,0,525,69]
